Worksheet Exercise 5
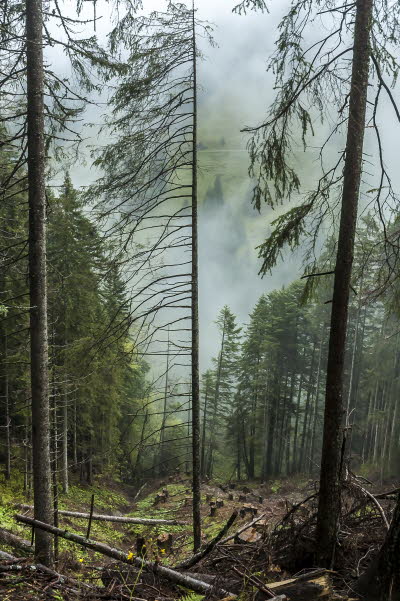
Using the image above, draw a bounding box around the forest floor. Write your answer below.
[0,473,397,600]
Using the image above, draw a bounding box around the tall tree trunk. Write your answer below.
[190,4,201,553]
[206,320,227,476]
[159,332,170,477]
[316,0,373,567]
[26,0,53,567]
[309,324,325,474]
[292,346,306,473]
[4,333,11,480]
[24,419,29,492]
[299,341,316,472]
[61,389,68,494]
[51,386,59,564]
[345,289,363,428]
[200,377,210,478]
[73,393,78,470]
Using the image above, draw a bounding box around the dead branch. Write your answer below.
[348,483,390,530]
[232,566,279,599]
[174,510,238,570]
[218,512,267,546]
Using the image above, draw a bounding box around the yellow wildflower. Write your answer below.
[78,558,84,563]
[160,549,166,554]
[127,551,135,561]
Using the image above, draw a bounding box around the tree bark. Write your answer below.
[61,390,68,494]
[200,376,210,478]
[316,0,373,568]
[191,2,201,553]
[26,0,53,567]
[4,333,11,480]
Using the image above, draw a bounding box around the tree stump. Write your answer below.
[216,500,224,508]
[229,483,236,490]
[238,494,247,502]
[243,504,258,516]
[228,493,234,501]
[162,488,169,498]
[242,486,251,494]
[206,494,213,503]
[157,533,173,554]
[136,536,147,557]
[209,505,217,517]
[154,493,167,505]
[254,518,270,533]
[234,527,262,544]
[258,496,264,504]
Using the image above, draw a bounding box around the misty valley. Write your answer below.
[0,1,400,601]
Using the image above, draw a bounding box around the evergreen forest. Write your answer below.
[0,1,400,600]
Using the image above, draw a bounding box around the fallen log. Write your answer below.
[266,569,332,600]
[218,513,267,545]
[14,504,186,526]
[174,511,238,570]
[0,550,17,560]
[0,527,32,554]
[15,514,235,598]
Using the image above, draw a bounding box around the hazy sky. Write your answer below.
[61,0,301,369]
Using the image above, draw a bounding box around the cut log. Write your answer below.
[266,570,332,600]
[253,518,270,532]
[234,527,262,544]
[14,504,185,526]
[242,504,258,516]
[0,527,32,554]
[15,514,235,598]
